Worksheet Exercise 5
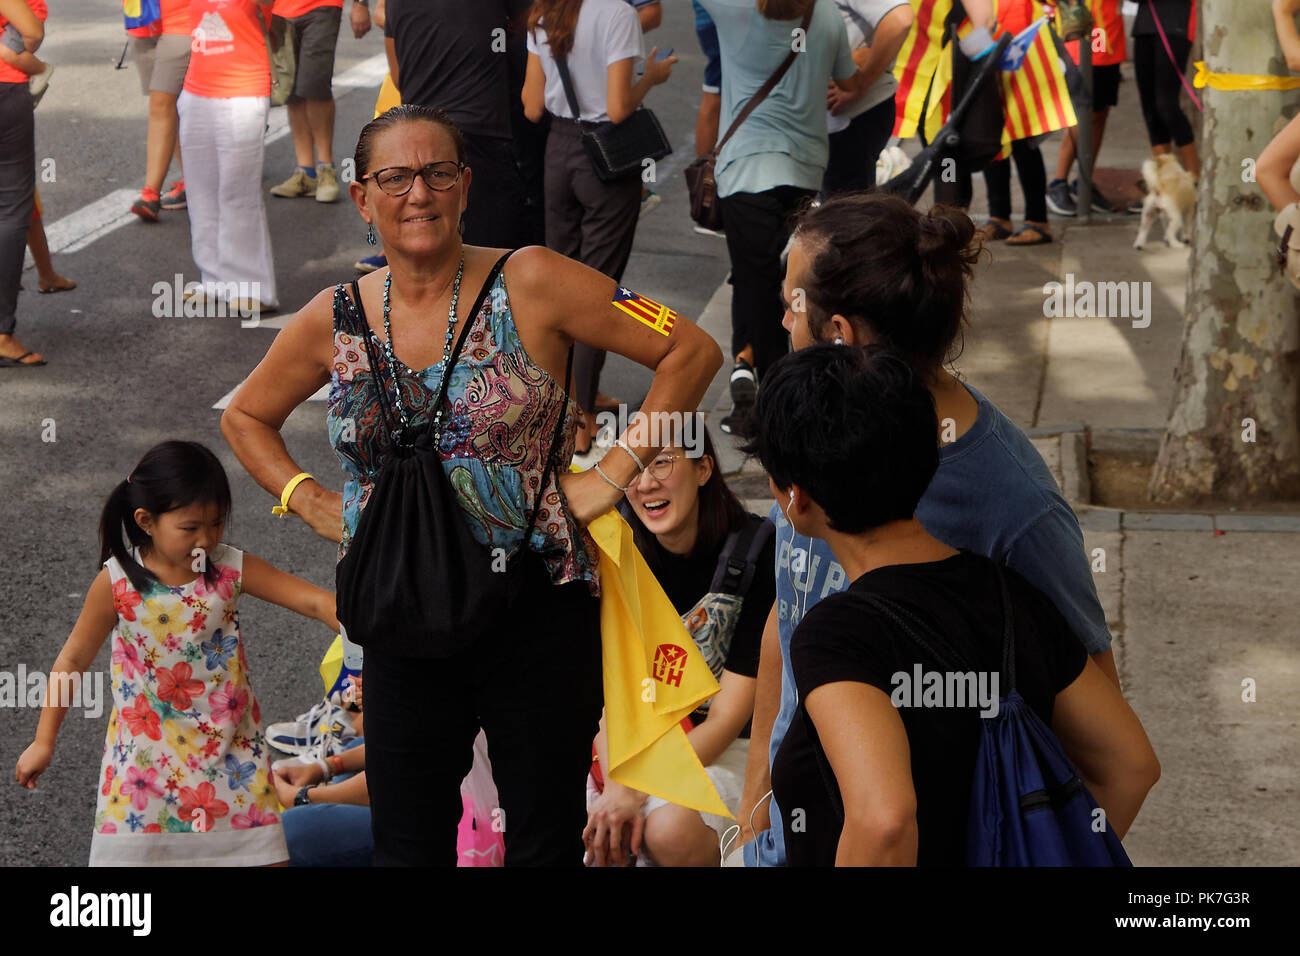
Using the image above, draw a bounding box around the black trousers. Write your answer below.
[823,98,896,196]
[462,131,532,249]
[984,139,1048,222]
[718,185,816,378]
[543,118,641,414]
[1133,34,1195,148]
[363,552,603,866]
[0,82,35,338]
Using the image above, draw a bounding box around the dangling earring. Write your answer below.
[833,337,844,345]
[366,223,376,246]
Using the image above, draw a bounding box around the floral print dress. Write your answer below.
[90,544,287,866]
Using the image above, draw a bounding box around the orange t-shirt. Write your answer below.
[184,0,270,98]
[1065,0,1127,68]
[161,0,194,36]
[272,0,342,19]
[0,0,46,85]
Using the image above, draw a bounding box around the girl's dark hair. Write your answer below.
[528,0,584,60]
[624,425,749,569]
[98,441,233,595]
[791,192,982,376]
[354,104,466,179]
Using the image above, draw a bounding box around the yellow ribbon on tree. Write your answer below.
[1193,62,1300,92]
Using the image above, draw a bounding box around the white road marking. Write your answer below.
[27,54,388,263]
[212,379,329,410]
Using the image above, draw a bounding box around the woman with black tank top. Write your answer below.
[221,105,722,865]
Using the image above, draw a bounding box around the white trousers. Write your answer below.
[177,90,278,308]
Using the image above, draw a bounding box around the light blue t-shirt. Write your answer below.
[745,382,1112,867]
[697,0,856,197]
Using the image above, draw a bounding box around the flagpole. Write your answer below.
[1077,34,1093,224]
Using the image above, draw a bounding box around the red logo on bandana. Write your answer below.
[653,644,687,688]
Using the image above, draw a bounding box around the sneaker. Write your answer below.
[1068,178,1121,214]
[161,180,186,210]
[266,698,356,755]
[1046,178,1076,217]
[354,254,387,273]
[131,195,161,222]
[729,357,757,409]
[28,63,52,107]
[315,163,340,203]
[693,224,725,238]
[270,168,317,198]
[639,187,660,218]
[719,408,755,438]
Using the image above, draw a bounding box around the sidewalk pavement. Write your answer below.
[685,59,1299,865]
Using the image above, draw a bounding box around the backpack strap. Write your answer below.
[554,55,584,123]
[994,563,1017,693]
[709,514,775,596]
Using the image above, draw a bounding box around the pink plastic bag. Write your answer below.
[457,731,505,866]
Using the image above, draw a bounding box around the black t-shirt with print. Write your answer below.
[639,518,776,737]
[772,550,1088,866]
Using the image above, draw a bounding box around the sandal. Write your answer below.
[0,351,47,367]
[978,218,1013,241]
[38,276,77,294]
[1006,224,1052,246]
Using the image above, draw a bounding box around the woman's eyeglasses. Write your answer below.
[644,454,686,482]
[362,161,465,197]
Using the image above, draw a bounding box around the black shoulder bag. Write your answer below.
[335,252,573,659]
[555,54,672,183]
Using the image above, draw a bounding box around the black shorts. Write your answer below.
[287,4,341,101]
[1092,63,1121,110]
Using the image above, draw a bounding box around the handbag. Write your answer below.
[256,8,295,107]
[554,56,671,183]
[335,252,573,659]
[683,5,813,231]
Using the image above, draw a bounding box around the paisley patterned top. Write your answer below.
[326,267,600,593]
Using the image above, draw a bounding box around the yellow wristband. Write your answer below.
[272,472,313,517]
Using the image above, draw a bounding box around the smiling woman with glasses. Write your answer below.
[582,428,775,868]
[220,103,722,867]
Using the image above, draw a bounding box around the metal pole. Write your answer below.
[1077,31,1094,223]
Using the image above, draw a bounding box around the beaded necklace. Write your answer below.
[378,255,465,441]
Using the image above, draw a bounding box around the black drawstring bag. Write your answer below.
[335,252,572,659]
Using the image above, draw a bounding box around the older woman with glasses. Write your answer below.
[220,104,722,866]
[584,428,775,866]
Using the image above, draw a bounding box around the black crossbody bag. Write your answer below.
[555,55,672,183]
[335,252,572,659]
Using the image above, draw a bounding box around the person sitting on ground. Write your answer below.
[750,344,1160,866]
[584,427,775,866]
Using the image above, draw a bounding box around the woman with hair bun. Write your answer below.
[739,192,1126,866]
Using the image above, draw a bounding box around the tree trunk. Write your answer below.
[1148,0,1300,504]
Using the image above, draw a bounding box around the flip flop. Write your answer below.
[38,277,77,294]
[978,219,1013,241]
[0,351,47,367]
[1006,224,1052,246]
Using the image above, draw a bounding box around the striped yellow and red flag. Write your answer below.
[892,0,954,139]
[894,1,1076,158]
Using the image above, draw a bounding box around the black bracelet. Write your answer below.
[294,785,316,807]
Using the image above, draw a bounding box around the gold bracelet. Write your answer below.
[272,472,314,517]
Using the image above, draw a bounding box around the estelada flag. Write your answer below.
[374,72,401,118]
[895,1,1075,158]
[123,0,162,37]
[589,509,731,818]
[612,286,677,338]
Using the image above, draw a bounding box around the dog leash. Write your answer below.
[1150,3,1203,112]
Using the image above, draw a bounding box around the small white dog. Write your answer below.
[1134,154,1198,250]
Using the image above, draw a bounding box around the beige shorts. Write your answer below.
[132,33,191,97]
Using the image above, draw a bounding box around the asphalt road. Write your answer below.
[0,1,728,866]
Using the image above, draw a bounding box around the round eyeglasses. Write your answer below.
[362,161,466,197]
[644,454,687,482]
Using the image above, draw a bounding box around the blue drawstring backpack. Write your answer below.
[856,566,1131,867]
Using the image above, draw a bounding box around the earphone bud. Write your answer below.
[788,490,795,504]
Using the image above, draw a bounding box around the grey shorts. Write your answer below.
[132,33,191,97]
[287,4,342,101]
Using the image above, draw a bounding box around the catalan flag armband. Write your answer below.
[612,287,677,337]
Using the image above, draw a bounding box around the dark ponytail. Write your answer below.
[98,441,233,595]
[791,192,983,377]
